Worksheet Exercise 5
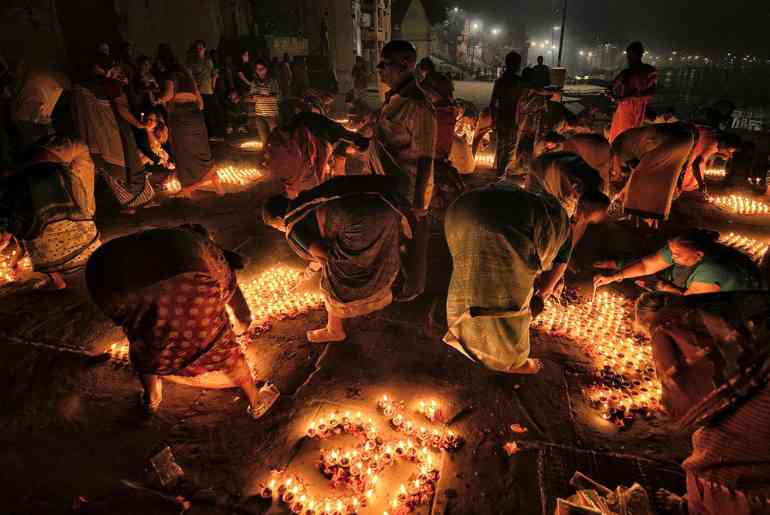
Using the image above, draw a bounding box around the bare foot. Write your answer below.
[139,383,163,415]
[33,272,67,291]
[307,326,346,343]
[247,383,280,419]
[508,358,543,375]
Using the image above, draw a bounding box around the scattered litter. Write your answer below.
[510,423,528,434]
[148,447,185,489]
[554,471,654,515]
[503,441,520,456]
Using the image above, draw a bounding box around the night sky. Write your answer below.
[444,0,769,55]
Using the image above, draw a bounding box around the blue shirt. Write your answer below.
[661,243,755,292]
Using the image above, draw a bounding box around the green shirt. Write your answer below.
[185,55,214,95]
[661,243,755,291]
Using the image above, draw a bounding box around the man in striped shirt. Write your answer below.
[251,59,281,144]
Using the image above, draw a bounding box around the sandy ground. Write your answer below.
[2,101,770,514]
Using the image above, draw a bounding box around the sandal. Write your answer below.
[247,382,280,419]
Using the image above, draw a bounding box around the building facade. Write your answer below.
[391,0,431,60]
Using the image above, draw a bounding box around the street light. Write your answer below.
[452,6,459,12]
[491,27,501,36]
[579,50,585,56]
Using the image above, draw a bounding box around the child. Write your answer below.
[138,111,174,169]
[225,89,248,134]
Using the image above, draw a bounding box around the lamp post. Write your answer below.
[557,0,568,66]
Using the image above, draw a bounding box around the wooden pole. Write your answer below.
[557,0,568,66]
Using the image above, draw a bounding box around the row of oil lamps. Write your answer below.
[260,397,459,514]
[474,150,495,169]
[709,194,770,215]
[532,291,663,426]
[162,165,264,194]
[241,267,324,330]
[719,231,769,262]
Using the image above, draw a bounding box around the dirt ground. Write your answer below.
[3,127,770,515]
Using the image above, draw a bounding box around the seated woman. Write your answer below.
[633,291,770,515]
[86,224,279,418]
[594,228,759,295]
[0,135,101,290]
[263,175,413,343]
[443,182,609,375]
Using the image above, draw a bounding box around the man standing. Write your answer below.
[489,51,527,177]
[186,40,225,140]
[531,56,550,88]
[370,40,436,300]
[608,41,657,142]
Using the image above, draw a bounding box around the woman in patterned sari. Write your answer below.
[0,135,101,290]
[86,225,279,418]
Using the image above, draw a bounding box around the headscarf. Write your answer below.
[527,153,584,217]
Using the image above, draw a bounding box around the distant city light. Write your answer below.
[491,27,502,36]
[579,50,585,56]
[452,6,459,12]
[553,26,561,31]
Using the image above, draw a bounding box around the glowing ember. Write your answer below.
[264,397,457,513]
[532,292,662,426]
[216,165,263,187]
[474,150,495,169]
[709,194,770,215]
[719,232,769,262]
[241,266,324,331]
[238,140,264,151]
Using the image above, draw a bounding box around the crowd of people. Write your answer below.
[1,34,769,514]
